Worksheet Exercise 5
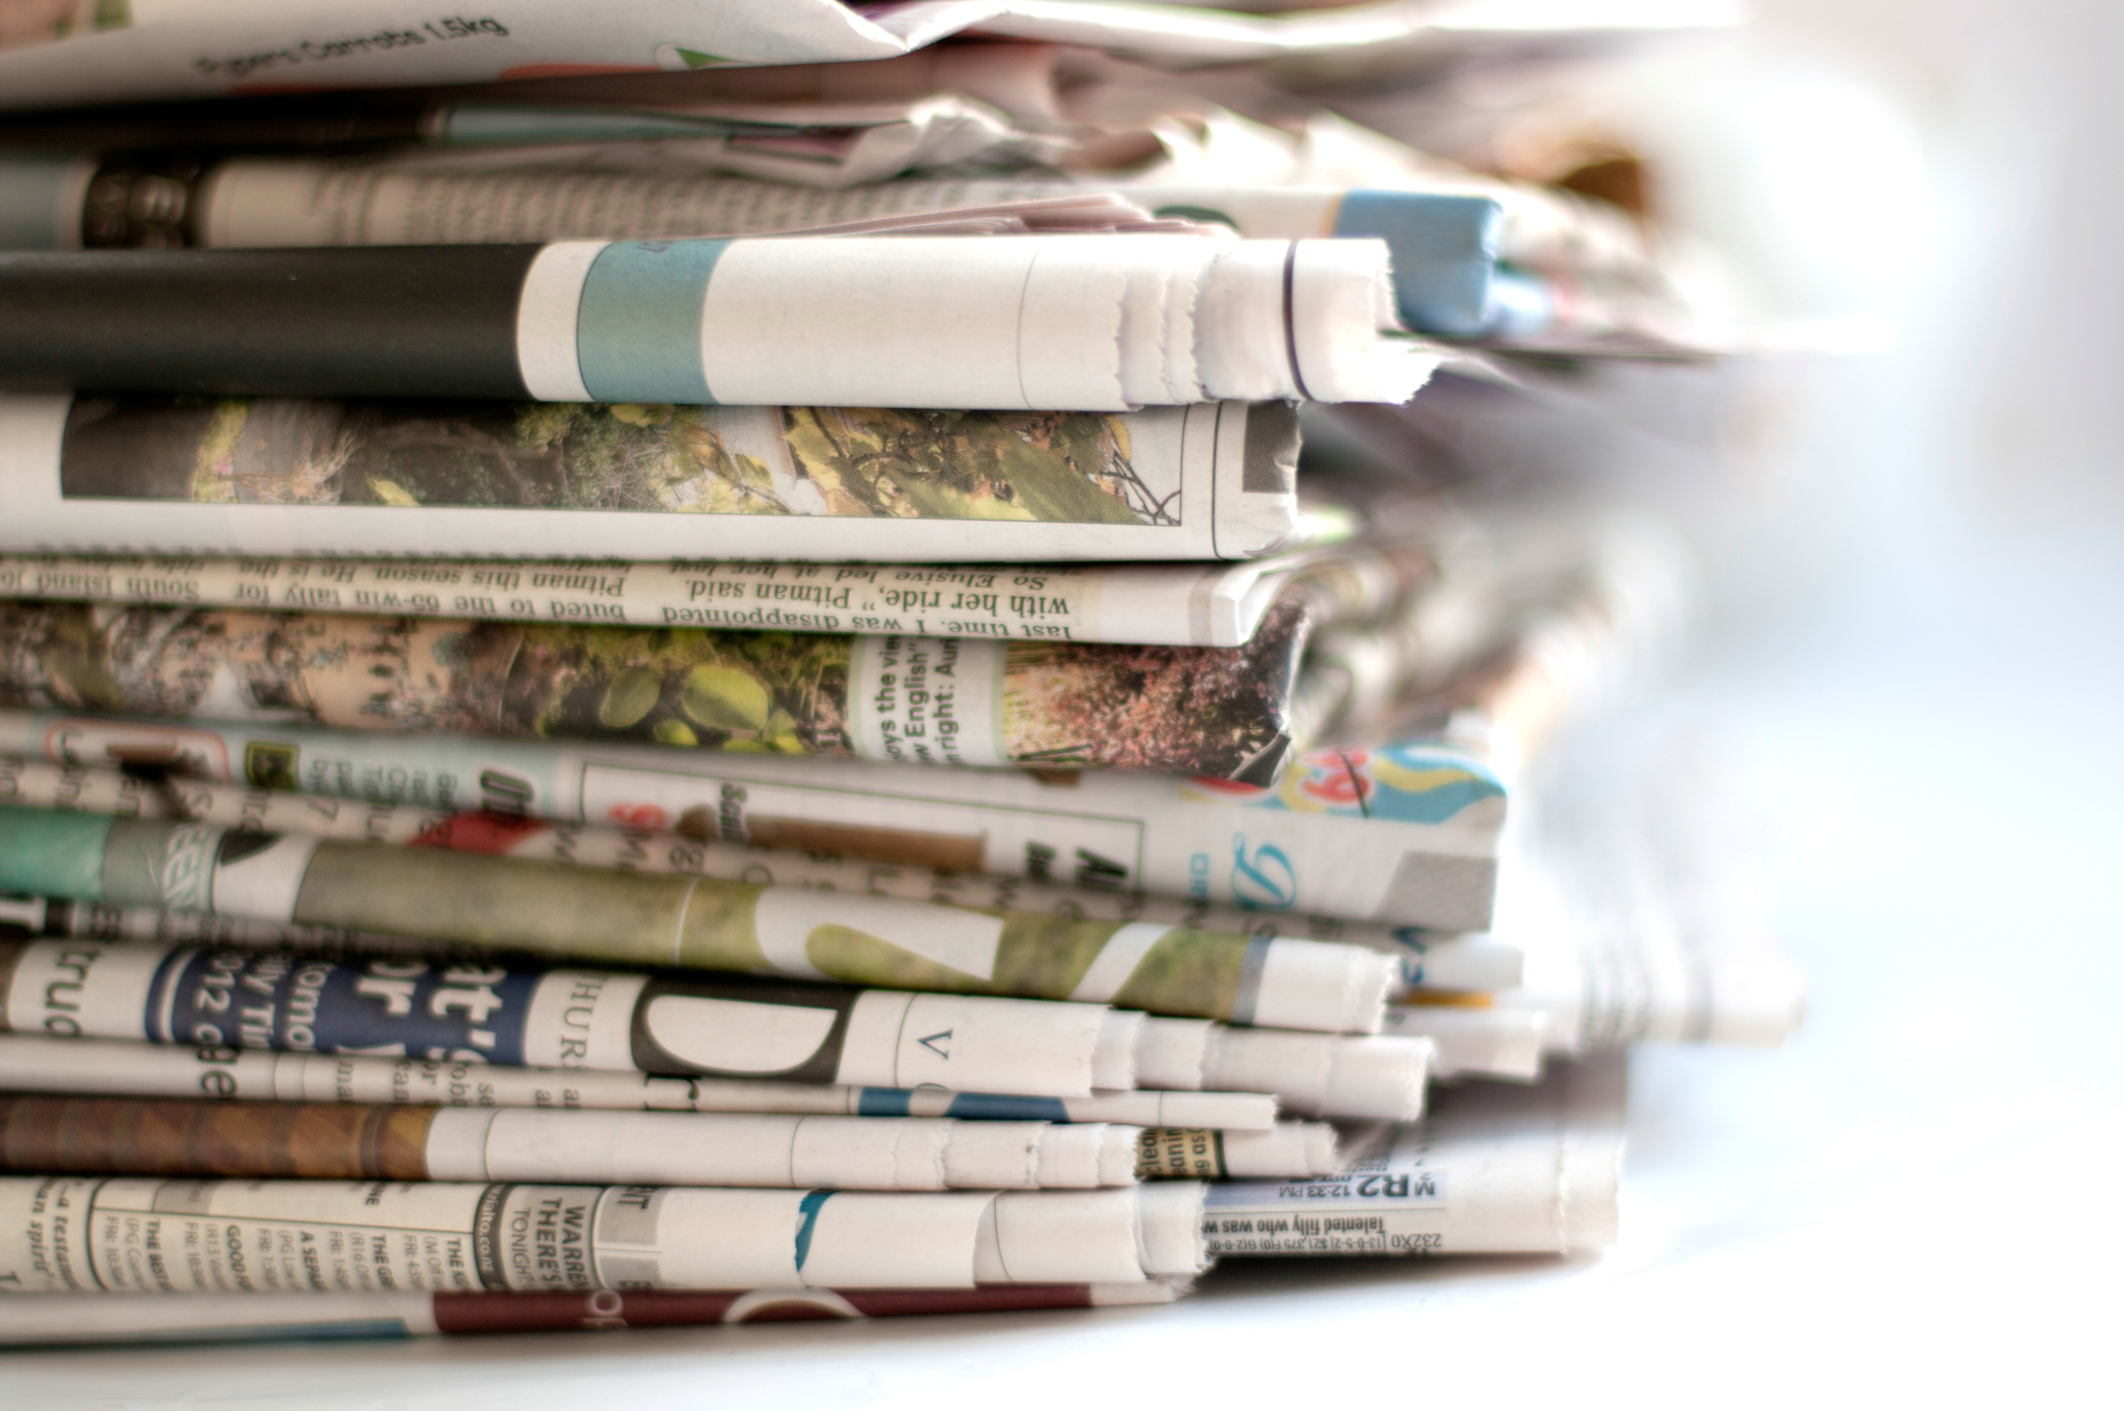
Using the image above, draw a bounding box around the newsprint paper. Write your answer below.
[0,395,1307,563]
[0,709,1510,931]
[0,1093,1157,1191]
[0,754,1522,996]
[0,552,1304,646]
[0,599,1317,779]
[0,1177,1209,1291]
[0,1033,1285,1131]
[0,808,1400,1032]
[0,936,1124,1099]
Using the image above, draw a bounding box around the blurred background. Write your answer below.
[1576,1,2124,1397]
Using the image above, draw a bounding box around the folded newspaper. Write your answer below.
[0,598,1321,779]
[0,1175,1210,1291]
[0,804,1402,1030]
[0,537,1660,934]
[0,684,1509,929]
[0,1093,1155,1191]
[0,395,1310,563]
[0,502,1643,781]
[0,236,1435,407]
[0,754,1524,995]
[0,934,1140,1098]
[0,943,1431,1118]
[0,554,1308,643]
[0,710,1508,929]
[0,1092,1336,1185]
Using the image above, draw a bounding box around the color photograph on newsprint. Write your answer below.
[0,0,2113,1406]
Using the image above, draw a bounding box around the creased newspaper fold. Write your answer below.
[0,755,1523,995]
[0,395,1306,563]
[0,236,1436,407]
[0,807,1399,1031]
[0,936,1128,1098]
[0,599,1317,780]
[0,1033,1285,1130]
[0,1175,1209,1291]
[0,1281,1190,1348]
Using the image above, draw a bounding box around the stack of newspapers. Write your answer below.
[0,0,1803,1348]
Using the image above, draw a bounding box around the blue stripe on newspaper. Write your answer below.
[576,239,730,404]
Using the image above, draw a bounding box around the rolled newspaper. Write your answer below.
[0,937,1123,1099]
[0,237,1433,407]
[0,396,1307,564]
[0,709,1509,931]
[0,1094,1155,1190]
[0,1033,1283,1129]
[1205,1053,1625,1258]
[0,1281,1190,1348]
[0,1175,1210,1292]
[0,805,1396,1031]
[0,757,1497,996]
[0,599,1316,781]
